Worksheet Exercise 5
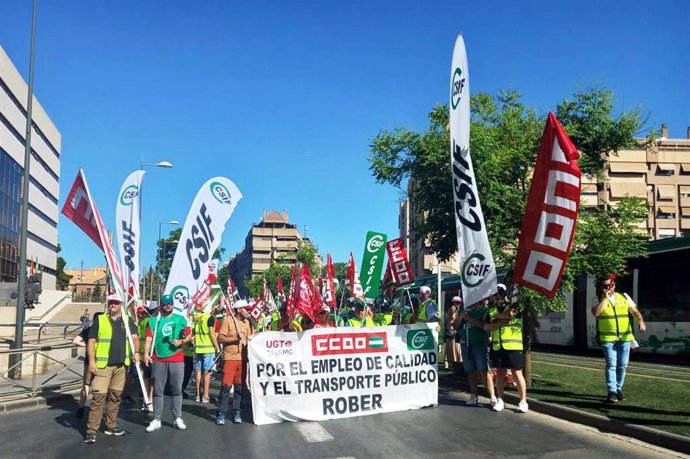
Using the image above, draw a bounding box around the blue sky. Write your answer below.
[1,0,689,271]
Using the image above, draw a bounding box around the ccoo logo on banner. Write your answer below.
[385,238,414,286]
[249,324,438,425]
[513,113,581,298]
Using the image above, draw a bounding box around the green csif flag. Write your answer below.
[359,231,388,300]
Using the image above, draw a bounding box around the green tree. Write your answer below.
[155,227,225,282]
[55,243,71,290]
[369,87,648,383]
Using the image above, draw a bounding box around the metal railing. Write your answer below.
[0,322,84,344]
[0,342,83,400]
[25,293,72,322]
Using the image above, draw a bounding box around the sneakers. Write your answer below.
[202,397,210,403]
[216,414,225,425]
[232,410,242,424]
[490,396,497,409]
[195,396,201,402]
[146,419,162,433]
[174,417,187,430]
[517,400,529,413]
[616,390,624,401]
[492,398,505,412]
[465,395,479,406]
[605,392,618,404]
[84,433,96,444]
[104,426,126,436]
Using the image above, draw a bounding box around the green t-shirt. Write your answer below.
[148,313,188,359]
[457,305,488,346]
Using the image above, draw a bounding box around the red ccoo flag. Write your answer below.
[296,264,323,321]
[286,262,299,316]
[513,112,581,298]
[346,252,365,299]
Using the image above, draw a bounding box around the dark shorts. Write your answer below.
[490,349,524,370]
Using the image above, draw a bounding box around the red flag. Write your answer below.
[227,276,237,298]
[262,278,277,312]
[286,262,299,316]
[61,169,125,297]
[247,299,263,322]
[382,262,394,298]
[276,275,284,296]
[323,253,337,307]
[386,238,414,286]
[61,170,102,250]
[346,252,364,299]
[208,264,218,284]
[513,112,581,298]
[296,264,323,321]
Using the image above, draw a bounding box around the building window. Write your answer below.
[0,150,21,282]
[655,164,675,176]
[658,229,676,239]
[657,206,676,219]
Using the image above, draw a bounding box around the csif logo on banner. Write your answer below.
[171,285,190,312]
[120,220,137,272]
[450,68,465,110]
[210,181,233,205]
[406,329,435,351]
[461,252,492,288]
[119,185,139,206]
[185,203,214,280]
[366,234,385,253]
[311,332,388,356]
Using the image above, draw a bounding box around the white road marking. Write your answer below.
[296,422,335,443]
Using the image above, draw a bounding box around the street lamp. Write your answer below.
[157,220,179,299]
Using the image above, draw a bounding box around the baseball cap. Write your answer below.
[160,294,174,306]
[232,299,250,309]
[452,296,463,303]
[497,283,507,292]
[419,286,431,294]
[146,300,159,311]
[107,293,123,304]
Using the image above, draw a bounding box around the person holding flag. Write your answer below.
[192,301,220,403]
[84,294,139,444]
[215,299,253,425]
[144,294,192,432]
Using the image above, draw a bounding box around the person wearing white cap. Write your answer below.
[314,306,334,328]
[215,299,253,425]
[84,293,139,443]
[416,286,439,323]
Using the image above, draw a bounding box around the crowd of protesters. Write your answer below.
[85,279,651,443]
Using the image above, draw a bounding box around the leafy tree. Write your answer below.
[155,227,225,282]
[55,243,71,290]
[369,87,648,383]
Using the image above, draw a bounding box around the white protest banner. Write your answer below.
[115,170,144,302]
[164,178,242,315]
[249,323,438,425]
[449,34,497,306]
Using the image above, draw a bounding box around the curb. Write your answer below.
[439,374,690,455]
[0,390,79,416]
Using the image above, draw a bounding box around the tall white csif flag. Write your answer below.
[116,170,145,302]
[164,178,242,316]
[449,34,497,306]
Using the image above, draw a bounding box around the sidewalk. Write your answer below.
[438,373,690,456]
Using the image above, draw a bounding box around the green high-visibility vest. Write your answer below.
[193,312,215,354]
[597,292,634,343]
[348,317,375,328]
[95,314,131,368]
[417,299,436,323]
[489,306,523,351]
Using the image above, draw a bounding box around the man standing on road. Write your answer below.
[484,284,528,413]
[454,296,495,407]
[216,299,253,425]
[84,294,139,444]
[416,286,439,323]
[144,294,192,432]
[592,275,646,403]
[192,302,219,403]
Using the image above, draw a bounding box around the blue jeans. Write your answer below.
[602,340,631,394]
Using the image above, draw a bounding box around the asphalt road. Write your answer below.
[1,387,683,459]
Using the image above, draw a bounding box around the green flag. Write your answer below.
[359,231,388,300]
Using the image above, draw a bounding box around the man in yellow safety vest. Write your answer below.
[592,275,646,403]
[84,294,139,444]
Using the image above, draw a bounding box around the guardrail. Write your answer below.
[25,293,72,323]
[0,342,83,400]
[0,322,84,344]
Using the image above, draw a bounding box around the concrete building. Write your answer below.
[399,198,459,278]
[65,266,107,301]
[591,124,690,239]
[0,46,61,291]
[227,210,305,297]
